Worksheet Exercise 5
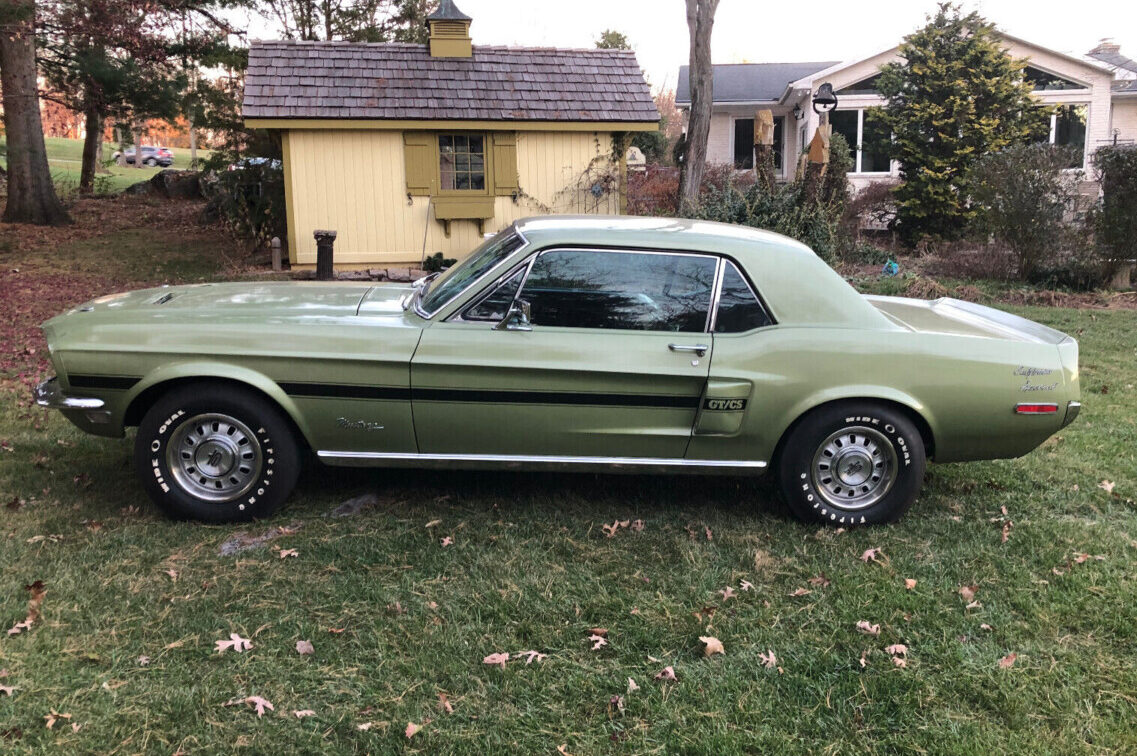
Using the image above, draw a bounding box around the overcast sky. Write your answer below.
[271,0,1133,92]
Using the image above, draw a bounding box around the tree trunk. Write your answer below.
[676,0,719,212]
[0,0,71,225]
[189,116,197,170]
[132,126,143,169]
[79,106,102,194]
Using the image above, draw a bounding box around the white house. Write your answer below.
[677,34,1137,192]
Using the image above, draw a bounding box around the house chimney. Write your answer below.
[1090,39,1121,56]
[427,0,472,58]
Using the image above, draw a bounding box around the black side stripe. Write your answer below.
[68,374,140,391]
[281,382,698,409]
[278,383,412,401]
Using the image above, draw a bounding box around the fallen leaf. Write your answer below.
[6,580,45,636]
[164,569,179,582]
[405,721,421,738]
[998,653,1017,669]
[215,633,253,654]
[589,627,608,637]
[699,636,725,656]
[719,586,735,601]
[247,696,274,717]
[296,640,315,656]
[0,686,15,697]
[4,497,22,511]
[518,650,547,664]
[137,655,151,666]
[980,623,993,631]
[704,526,713,541]
[630,519,645,532]
[891,656,908,668]
[328,627,346,634]
[965,600,982,610]
[654,665,676,681]
[1001,520,1012,543]
[440,536,453,547]
[279,548,298,559]
[855,620,881,637]
[1099,480,1115,494]
[859,649,870,668]
[557,745,573,756]
[904,578,917,590]
[609,694,625,714]
[588,634,608,651]
[293,710,316,718]
[483,652,509,668]
[602,521,620,538]
[959,585,979,602]
[424,519,442,528]
[789,587,811,597]
[626,677,639,693]
[44,710,71,730]
[438,692,454,713]
[807,574,831,587]
[861,547,882,563]
[759,650,777,669]
[357,722,373,731]
[884,644,907,656]
[739,580,755,592]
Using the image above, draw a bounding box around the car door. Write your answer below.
[410,247,719,460]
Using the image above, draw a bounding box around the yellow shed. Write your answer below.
[242,0,659,269]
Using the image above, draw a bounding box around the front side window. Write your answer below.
[714,261,772,333]
[518,249,717,332]
[419,229,525,315]
[439,134,486,191]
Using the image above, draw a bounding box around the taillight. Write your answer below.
[1015,403,1059,414]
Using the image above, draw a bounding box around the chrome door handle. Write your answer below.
[669,343,709,357]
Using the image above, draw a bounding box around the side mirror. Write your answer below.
[494,299,532,331]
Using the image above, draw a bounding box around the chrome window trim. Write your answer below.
[711,258,776,334]
[706,257,726,333]
[414,226,529,320]
[319,450,766,473]
[451,254,538,324]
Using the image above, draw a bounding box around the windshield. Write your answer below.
[419,229,526,315]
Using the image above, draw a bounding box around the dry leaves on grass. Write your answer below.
[885,644,908,667]
[998,653,1018,669]
[699,636,725,657]
[0,686,16,697]
[739,579,755,592]
[483,652,509,668]
[855,620,881,637]
[43,711,72,730]
[278,548,298,559]
[225,696,274,717]
[588,634,608,651]
[518,650,547,664]
[789,587,811,597]
[808,574,831,587]
[7,580,46,637]
[654,666,677,681]
[759,650,777,669]
[438,692,454,714]
[959,585,979,602]
[296,640,314,656]
[215,633,253,654]
[904,578,917,590]
[719,586,735,601]
[293,710,316,718]
[440,536,453,547]
[137,655,151,666]
[405,722,422,738]
[626,678,639,693]
[861,548,883,563]
[1098,480,1115,494]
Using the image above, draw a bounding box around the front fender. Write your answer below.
[125,362,316,447]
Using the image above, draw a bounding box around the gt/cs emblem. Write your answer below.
[704,398,747,411]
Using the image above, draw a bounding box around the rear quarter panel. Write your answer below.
[691,326,1072,464]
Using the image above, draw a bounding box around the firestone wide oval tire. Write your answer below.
[134,383,300,522]
[777,402,926,526]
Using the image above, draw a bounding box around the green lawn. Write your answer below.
[0,136,213,195]
[0,218,1135,753]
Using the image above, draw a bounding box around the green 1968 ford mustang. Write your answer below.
[35,217,1080,525]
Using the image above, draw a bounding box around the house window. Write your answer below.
[1053,105,1087,167]
[733,116,784,173]
[836,74,882,96]
[439,134,486,191]
[1023,66,1084,91]
[830,108,892,174]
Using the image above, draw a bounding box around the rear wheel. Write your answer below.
[777,402,926,526]
[134,383,300,522]
[144,157,158,166]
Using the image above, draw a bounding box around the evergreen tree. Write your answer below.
[875,3,1050,244]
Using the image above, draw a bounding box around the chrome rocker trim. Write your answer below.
[318,451,767,475]
[34,377,106,410]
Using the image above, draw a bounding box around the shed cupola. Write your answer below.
[427,0,473,58]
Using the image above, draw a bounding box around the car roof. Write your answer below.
[510,215,891,329]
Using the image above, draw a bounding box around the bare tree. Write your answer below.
[0,0,70,225]
[676,0,719,211]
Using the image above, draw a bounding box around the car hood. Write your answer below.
[47,281,417,324]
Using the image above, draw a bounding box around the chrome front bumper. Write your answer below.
[35,376,105,410]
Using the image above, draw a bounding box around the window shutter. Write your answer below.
[404,132,433,196]
[492,132,519,196]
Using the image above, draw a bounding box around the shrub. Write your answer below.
[968,143,1106,287]
[201,163,286,248]
[1092,145,1137,271]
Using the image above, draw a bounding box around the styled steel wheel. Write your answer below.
[810,426,897,511]
[135,383,300,522]
[166,413,263,502]
[777,402,926,526]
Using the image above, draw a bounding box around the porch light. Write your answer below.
[812,83,838,114]
[792,103,805,121]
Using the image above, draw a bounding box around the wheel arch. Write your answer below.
[771,394,936,467]
[123,366,314,450]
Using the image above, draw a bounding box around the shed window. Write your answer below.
[440,134,486,191]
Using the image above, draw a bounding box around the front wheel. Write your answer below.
[777,402,926,526]
[134,383,300,522]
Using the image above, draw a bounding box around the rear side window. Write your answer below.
[519,249,717,332]
[714,261,772,333]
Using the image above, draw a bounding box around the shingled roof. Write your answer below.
[676,62,838,105]
[243,40,659,123]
